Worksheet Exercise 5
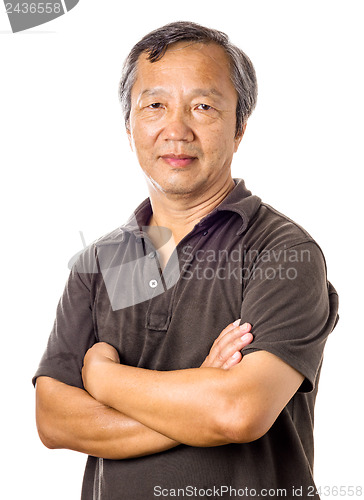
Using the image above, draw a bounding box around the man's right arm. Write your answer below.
[35,321,252,460]
[36,376,179,459]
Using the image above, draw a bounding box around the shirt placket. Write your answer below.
[144,224,212,332]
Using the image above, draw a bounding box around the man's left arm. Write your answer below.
[82,344,303,447]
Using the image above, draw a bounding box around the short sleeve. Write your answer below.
[241,241,339,392]
[32,250,97,389]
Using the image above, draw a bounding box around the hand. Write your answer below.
[201,320,253,370]
[82,342,120,396]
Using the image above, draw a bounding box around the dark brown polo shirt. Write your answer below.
[33,179,339,499]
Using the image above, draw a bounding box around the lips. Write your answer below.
[160,154,197,168]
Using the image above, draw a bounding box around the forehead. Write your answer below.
[132,42,234,95]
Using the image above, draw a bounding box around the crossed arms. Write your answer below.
[35,321,304,460]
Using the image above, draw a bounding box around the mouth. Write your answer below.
[160,154,197,168]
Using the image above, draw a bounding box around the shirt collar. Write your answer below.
[100,178,261,244]
[214,178,261,235]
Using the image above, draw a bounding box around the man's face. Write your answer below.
[127,42,243,199]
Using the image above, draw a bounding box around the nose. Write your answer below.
[160,108,194,142]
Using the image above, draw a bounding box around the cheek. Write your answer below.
[202,128,236,161]
[131,127,158,169]
[130,115,157,145]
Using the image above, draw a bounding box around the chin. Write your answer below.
[156,177,208,197]
[146,170,207,196]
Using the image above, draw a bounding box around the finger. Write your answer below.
[201,322,252,368]
[204,330,253,368]
[211,323,252,358]
[210,320,241,349]
[218,332,253,360]
[222,351,242,370]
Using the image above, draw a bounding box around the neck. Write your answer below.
[148,177,235,244]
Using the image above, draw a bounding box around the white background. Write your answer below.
[1,1,363,498]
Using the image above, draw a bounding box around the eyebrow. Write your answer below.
[139,88,169,98]
[190,88,224,99]
[138,87,224,100]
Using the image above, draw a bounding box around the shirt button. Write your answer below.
[149,279,158,288]
[148,251,156,259]
[203,230,208,236]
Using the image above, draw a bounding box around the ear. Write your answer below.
[234,123,247,153]
[126,126,134,152]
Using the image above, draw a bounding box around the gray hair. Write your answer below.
[119,21,258,137]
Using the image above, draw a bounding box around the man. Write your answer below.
[34,21,338,499]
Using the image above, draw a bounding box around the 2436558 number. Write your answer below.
[5,3,62,14]
[308,485,363,497]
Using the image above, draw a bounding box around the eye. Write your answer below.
[148,102,163,109]
[196,104,213,111]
